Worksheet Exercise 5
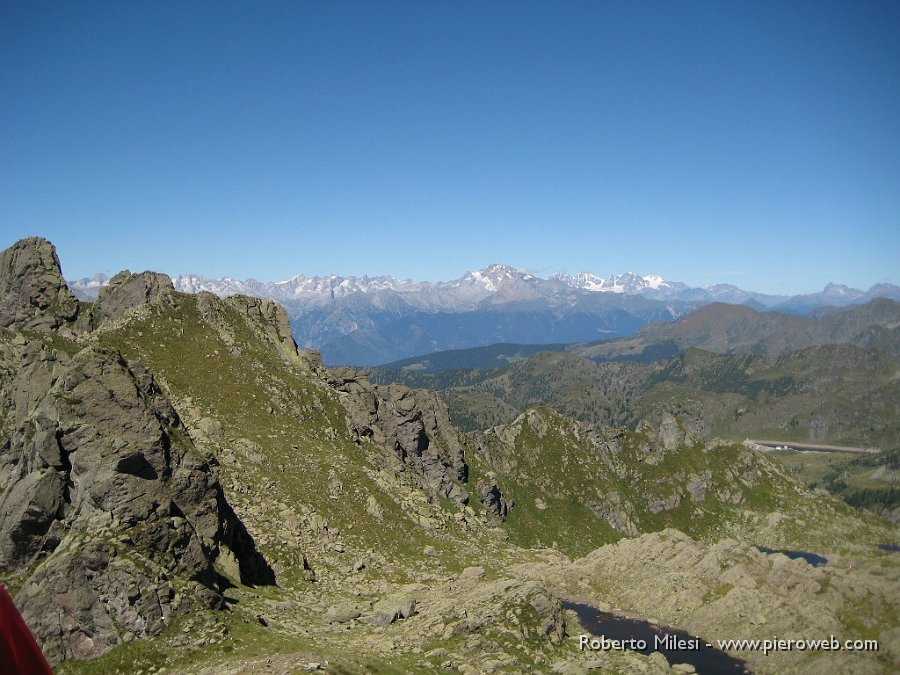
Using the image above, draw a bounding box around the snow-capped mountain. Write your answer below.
[67,265,900,366]
[173,273,426,304]
[455,264,537,292]
[68,273,110,297]
[553,271,678,295]
[69,265,899,311]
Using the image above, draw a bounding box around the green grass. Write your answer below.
[32,289,897,673]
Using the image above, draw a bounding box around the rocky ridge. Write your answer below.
[0,243,274,663]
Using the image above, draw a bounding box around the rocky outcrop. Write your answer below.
[328,369,469,504]
[194,291,323,373]
[476,473,511,523]
[0,237,81,333]
[92,270,175,325]
[0,336,273,664]
[370,594,417,627]
[656,412,697,452]
[225,295,300,363]
[468,408,777,546]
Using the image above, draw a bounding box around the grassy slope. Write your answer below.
[47,292,896,673]
[84,294,524,670]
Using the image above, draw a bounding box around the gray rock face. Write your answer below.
[657,413,696,452]
[225,295,297,359]
[0,237,81,332]
[0,336,273,664]
[0,240,279,664]
[330,370,469,504]
[93,270,175,325]
[195,291,319,371]
[476,474,510,523]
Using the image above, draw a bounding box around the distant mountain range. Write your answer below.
[69,265,900,366]
[371,299,900,453]
[375,297,900,373]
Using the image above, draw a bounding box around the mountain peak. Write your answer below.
[554,271,670,294]
[820,283,864,300]
[477,263,533,279]
[0,236,81,332]
[459,264,536,291]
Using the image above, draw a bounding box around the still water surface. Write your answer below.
[564,600,750,674]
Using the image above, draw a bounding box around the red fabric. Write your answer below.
[0,585,54,675]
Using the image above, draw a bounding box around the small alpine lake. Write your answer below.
[756,546,827,567]
[563,600,750,674]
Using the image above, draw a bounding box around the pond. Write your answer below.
[878,543,900,553]
[756,546,827,567]
[564,600,750,674]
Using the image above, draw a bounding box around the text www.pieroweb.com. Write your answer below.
[578,634,879,656]
[715,636,878,656]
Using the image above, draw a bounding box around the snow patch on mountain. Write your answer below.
[553,271,676,294]
[68,265,899,312]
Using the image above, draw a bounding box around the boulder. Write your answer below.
[371,594,417,627]
[325,603,362,624]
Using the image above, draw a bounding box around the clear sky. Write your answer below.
[2,1,898,295]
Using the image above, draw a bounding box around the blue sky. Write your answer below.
[2,1,898,295]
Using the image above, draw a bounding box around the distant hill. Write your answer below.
[373,307,900,449]
[574,297,900,361]
[377,341,571,373]
[371,298,900,374]
[441,345,895,446]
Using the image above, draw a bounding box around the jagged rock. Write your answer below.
[0,237,81,333]
[225,295,306,365]
[587,495,639,536]
[476,474,510,523]
[685,471,712,501]
[529,590,566,645]
[0,336,273,664]
[332,373,469,504]
[657,413,696,452]
[646,492,682,514]
[93,270,175,325]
